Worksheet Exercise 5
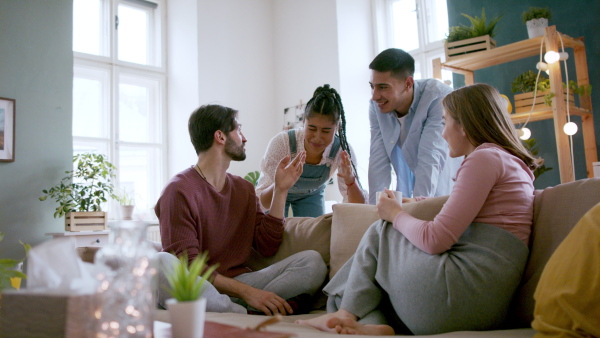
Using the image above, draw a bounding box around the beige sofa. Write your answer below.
[153,178,600,337]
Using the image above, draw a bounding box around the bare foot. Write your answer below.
[336,318,395,336]
[295,313,341,333]
[295,309,360,333]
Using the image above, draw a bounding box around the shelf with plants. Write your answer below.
[433,25,597,183]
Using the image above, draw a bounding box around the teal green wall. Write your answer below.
[447,1,600,189]
[0,0,73,259]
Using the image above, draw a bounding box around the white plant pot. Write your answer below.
[526,18,548,39]
[120,205,135,220]
[166,298,207,338]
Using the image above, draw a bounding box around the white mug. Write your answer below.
[376,190,402,206]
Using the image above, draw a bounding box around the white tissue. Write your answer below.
[26,237,98,294]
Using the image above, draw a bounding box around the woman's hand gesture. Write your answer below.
[336,151,356,185]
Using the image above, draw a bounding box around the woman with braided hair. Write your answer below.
[256,84,367,217]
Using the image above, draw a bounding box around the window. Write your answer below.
[72,0,166,221]
[378,0,453,85]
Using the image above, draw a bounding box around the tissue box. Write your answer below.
[0,290,99,337]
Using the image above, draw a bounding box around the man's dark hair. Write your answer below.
[369,48,415,80]
[188,104,238,154]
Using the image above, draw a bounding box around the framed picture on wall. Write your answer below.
[0,97,15,162]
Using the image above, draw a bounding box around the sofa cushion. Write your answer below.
[245,213,333,271]
[329,196,449,279]
[507,178,600,327]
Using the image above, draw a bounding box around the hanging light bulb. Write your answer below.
[544,51,560,64]
[559,51,569,61]
[519,127,531,140]
[536,62,548,71]
[564,122,578,135]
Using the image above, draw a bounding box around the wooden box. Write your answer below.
[514,90,575,114]
[65,211,107,231]
[445,35,496,61]
[0,290,99,337]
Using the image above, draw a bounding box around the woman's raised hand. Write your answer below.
[336,151,356,185]
[275,151,306,192]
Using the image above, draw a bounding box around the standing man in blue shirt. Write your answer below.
[368,48,461,204]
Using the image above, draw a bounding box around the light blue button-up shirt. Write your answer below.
[368,79,462,204]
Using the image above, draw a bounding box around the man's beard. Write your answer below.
[225,137,246,161]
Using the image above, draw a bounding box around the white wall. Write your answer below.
[168,0,277,178]
[167,0,200,176]
[336,0,375,192]
[167,0,375,202]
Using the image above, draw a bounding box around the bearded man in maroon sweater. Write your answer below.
[156,104,327,315]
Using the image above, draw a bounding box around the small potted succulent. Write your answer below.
[115,188,135,220]
[40,153,117,231]
[164,252,219,338]
[522,7,552,39]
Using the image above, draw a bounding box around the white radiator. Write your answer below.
[146,225,161,243]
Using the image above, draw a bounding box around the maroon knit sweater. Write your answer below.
[155,167,285,279]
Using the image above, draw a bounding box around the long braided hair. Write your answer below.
[303,84,363,189]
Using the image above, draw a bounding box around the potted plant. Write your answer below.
[115,188,135,220]
[445,8,503,60]
[522,7,551,39]
[511,71,591,113]
[244,171,261,187]
[511,70,554,113]
[39,153,117,231]
[164,252,219,338]
[522,138,552,180]
[0,232,30,292]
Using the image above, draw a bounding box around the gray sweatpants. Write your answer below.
[157,250,327,313]
[324,220,529,335]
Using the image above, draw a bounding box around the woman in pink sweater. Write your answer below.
[298,83,542,335]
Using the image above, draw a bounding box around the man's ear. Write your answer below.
[214,130,226,145]
[405,76,415,89]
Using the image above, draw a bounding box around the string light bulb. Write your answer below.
[559,51,569,61]
[536,62,548,71]
[518,127,531,140]
[544,51,560,64]
[563,122,578,135]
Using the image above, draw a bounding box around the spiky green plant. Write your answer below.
[461,8,504,39]
[244,171,261,187]
[446,25,474,43]
[445,8,503,43]
[164,252,219,302]
[522,7,552,23]
[0,232,30,292]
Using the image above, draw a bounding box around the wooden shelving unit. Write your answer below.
[433,25,597,183]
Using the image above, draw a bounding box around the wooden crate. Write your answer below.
[445,35,496,61]
[65,211,107,231]
[514,90,575,114]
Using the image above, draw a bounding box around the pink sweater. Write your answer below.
[394,143,535,254]
[155,167,285,278]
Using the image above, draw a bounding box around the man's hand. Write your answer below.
[274,151,306,192]
[336,151,356,185]
[242,287,293,315]
[377,188,403,222]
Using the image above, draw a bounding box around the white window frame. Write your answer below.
[373,0,452,84]
[72,0,167,221]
